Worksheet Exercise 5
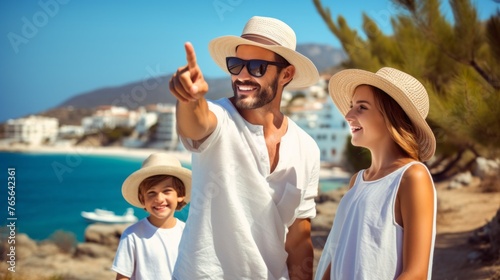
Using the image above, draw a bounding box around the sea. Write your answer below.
[0,151,346,242]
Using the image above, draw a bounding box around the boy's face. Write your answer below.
[141,177,184,227]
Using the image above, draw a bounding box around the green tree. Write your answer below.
[342,136,371,173]
[314,0,500,181]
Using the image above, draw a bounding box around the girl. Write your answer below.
[316,67,437,280]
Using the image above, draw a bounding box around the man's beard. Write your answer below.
[231,76,279,110]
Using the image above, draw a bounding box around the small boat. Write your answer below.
[81,208,138,224]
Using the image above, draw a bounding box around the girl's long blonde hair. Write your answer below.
[371,86,421,161]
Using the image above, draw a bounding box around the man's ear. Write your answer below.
[280,65,295,86]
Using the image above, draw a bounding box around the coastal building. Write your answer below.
[286,78,351,165]
[58,125,85,139]
[4,116,59,145]
[81,106,138,133]
[123,106,159,148]
[150,104,181,150]
[134,108,158,135]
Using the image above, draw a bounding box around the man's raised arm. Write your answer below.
[169,42,217,141]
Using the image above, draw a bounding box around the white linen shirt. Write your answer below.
[173,98,320,280]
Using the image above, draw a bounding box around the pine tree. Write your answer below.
[314,0,500,180]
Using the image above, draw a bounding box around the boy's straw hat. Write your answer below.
[328,67,436,161]
[122,153,192,208]
[208,16,319,89]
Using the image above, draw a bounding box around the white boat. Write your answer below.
[81,208,138,224]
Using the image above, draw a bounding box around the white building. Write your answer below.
[58,125,85,138]
[150,104,181,150]
[122,107,158,148]
[82,106,138,133]
[287,79,351,165]
[5,116,59,145]
[134,111,158,135]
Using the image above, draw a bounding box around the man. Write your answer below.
[169,16,320,280]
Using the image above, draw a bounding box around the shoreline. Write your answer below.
[0,144,352,182]
[0,144,193,164]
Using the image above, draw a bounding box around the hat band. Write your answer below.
[241,34,281,46]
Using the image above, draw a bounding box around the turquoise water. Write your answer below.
[0,151,345,242]
[0,151,189,242]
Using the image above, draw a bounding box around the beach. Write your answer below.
[0,144,193,164]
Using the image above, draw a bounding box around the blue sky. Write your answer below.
[1,0,499,123]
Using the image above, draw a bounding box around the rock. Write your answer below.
[447,171,473,189]
[455,171,473,185]
[74,242,116,259]
[84,223,130,249]
[448,180,463,189]
[36,242,60,258]
[16,233,38,260]
[473,157,499,178]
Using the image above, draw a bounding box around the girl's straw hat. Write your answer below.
[122,153,192,208]
[329,67,436,161]
[208,16,319,89]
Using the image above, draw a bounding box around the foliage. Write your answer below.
[342,136,371,172]
[313,0,500,180]
[101,126,134,144]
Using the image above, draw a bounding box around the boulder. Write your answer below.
[447,171,473,189]
[16,233,38,260]
[74,242,116,259]
[84,223,130,249]
[473,157,499,178]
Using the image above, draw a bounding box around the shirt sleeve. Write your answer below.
[296,155,319,220]
[179,100,224,153]
[111,233,135,277]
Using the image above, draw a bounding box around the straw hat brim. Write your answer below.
[329,69,436,161]
[121,165,192,208]
[209,35,319,89]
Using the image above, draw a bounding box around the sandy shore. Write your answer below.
[0,144,193,164]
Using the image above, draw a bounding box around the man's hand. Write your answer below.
[168,42,216,141]
[169,42,209,102]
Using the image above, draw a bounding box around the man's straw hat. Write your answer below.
[208,16,319,89]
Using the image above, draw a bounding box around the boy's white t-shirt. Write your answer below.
[112,217,185,280]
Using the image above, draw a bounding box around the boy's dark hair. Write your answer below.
[138,175,187,210]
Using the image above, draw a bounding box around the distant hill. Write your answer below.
[55,43,345,111]
[57,75,232,110]
[297,44,346,72]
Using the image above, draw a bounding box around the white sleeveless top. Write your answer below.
[315,162,436,280]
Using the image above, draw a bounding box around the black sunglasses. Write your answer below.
[226,57,289,77]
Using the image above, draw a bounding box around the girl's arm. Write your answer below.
[397,164,435,280]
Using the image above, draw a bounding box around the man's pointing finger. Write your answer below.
[185,42,198,71]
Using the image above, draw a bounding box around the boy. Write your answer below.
[112,153,191,280]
